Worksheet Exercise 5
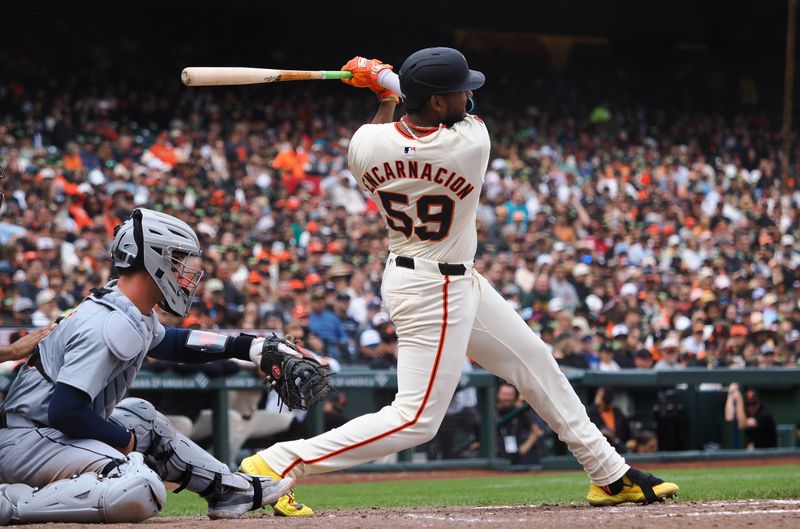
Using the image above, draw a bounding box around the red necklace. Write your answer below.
[400,115,439,132]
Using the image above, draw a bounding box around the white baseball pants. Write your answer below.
[259,254,628,486]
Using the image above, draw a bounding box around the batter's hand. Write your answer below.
[341,57,399,103]
[341,57,393,88]
[0,323,56,363]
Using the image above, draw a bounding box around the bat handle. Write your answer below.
[321,71,352,80]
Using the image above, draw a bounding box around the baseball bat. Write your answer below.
[181,67,352,86]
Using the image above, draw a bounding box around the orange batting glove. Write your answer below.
[341,56,393,88]
[341,57,398,103]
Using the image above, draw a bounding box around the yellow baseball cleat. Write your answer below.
[586,468,679,506]
[238,454,314,517]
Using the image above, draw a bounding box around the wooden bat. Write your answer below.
[181,67,353,86]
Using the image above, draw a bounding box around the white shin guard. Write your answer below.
[14,453,166,524]
[111,398,254,500]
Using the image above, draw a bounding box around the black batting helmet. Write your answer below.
[398,47,485,109]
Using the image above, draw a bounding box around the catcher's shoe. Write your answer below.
[239,454,314,517]
[207,474,295,519]
[586,468,679,506]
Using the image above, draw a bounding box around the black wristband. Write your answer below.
[232,333,257,361]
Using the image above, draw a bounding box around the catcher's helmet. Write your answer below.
[111,208,203,317]
[398,47,485,109]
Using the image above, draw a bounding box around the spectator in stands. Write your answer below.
[554,332,590,369]
[308,288,347,359]
[654,336,683,369]
[216,262,245,321]
[355,329,381,365]
[31,289,59,327]
[549,265,578,313]
[596,341,621,372]
[496,383,546,464]
[633,348,655,369]
[575,332,600,369]
[370,324,398,370]
[11,298,35,326]
[588,387,631,454]
[14,259,44,303]
[610,323,638,368]
[681,321,707,358]
[47,275,75,312]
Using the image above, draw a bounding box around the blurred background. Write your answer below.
[1,0,799,468]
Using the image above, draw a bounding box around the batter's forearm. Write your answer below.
[369,69,401,124]
[372,101,397,124]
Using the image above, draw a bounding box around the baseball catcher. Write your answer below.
[0,208,304,525]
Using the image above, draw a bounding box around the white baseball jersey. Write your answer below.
[347,115,490,263]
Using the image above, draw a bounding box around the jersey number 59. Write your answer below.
[377,191,454,242]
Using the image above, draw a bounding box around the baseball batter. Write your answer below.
[240,47,678,510]
[0,208,293,525]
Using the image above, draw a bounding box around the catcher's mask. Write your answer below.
[111,208,203,317]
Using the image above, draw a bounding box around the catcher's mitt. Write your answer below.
[259,335,333,411]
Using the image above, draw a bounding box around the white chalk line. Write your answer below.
[400,500,800,523]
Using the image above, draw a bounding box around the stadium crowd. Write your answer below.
[1,59,799,378]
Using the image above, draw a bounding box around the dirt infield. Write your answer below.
[20,500,800,529]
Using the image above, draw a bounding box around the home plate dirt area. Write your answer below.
[18,499,800,529]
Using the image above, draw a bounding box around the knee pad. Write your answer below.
[15,453,166,524]
[111,398,175,453]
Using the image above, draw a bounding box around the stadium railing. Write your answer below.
[2,367,799,469]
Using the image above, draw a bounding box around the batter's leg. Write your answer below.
[466,274,628,486]
[253,265,481,479]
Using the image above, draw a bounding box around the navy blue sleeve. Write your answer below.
[147,328,253,363]
[48,382,132,449]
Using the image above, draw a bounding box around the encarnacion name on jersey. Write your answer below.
[361,160,475,199]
